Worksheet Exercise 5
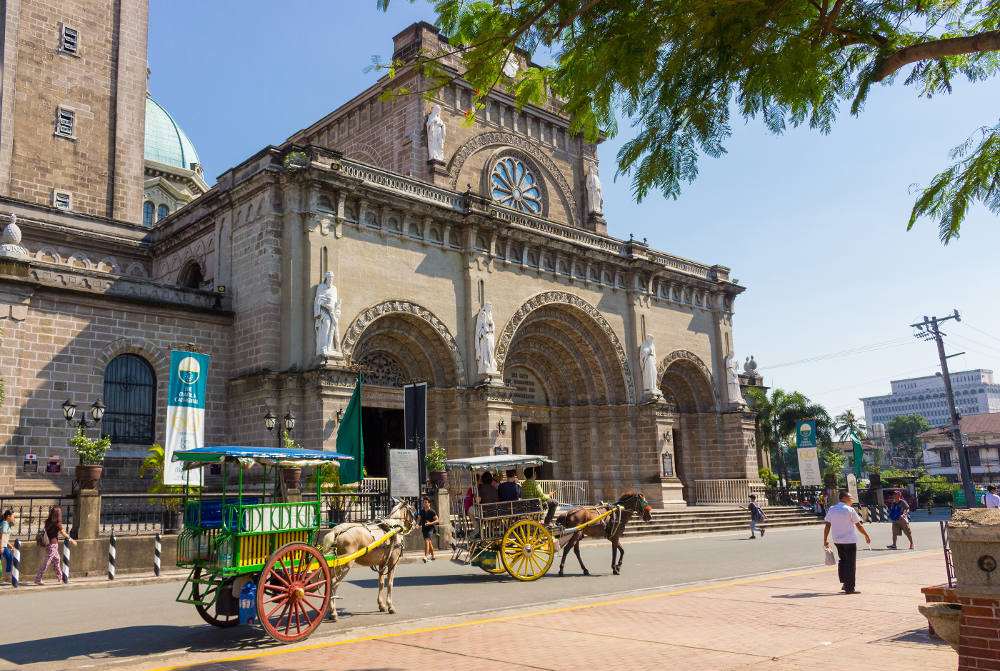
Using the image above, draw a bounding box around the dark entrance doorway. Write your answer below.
[361,407,403,478]
[525,423,551,478]
[672,427,689,502]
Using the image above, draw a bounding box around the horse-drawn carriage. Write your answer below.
[172,446,412,643]
[448,455,652,580]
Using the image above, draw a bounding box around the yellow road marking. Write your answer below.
[148,550,937,671]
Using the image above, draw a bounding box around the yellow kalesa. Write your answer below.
[500,520,554,581]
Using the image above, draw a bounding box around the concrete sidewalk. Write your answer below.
[142,550,955,671]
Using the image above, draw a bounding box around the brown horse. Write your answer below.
[555,492,652,576]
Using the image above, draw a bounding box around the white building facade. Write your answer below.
[861,369,1000,429]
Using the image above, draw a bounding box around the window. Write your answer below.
[54,108,74,138]
[157,204,169,221]
[969,448,982,467]
[102,354,156,444]
[490,157,542,214]
[60,25,79,54]
[178,260,204,289]
[940,449,952,467]
[52,190,71,210]
[143,201,154,226]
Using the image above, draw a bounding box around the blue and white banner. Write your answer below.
[164,351,210,486]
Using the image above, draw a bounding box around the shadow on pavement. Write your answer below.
[0,624,280,666]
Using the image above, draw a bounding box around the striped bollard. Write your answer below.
[61,541,70,584]
[11,540,19,588]
[108,533,116,581]
[153,533,161,577]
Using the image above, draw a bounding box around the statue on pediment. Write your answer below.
[314,271,342,358]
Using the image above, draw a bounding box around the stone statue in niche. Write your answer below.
[426,105,446,163]
[725,352,745,407]
[586,164,603,215]
[314,271,343,358]
[475,302,499,377]
[639,334,661,400]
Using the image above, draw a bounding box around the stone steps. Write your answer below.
[622,506,823,537]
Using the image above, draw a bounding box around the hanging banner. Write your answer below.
[851,428,864,479]
[404,382,427,486]
[797,448,822,486]
[796,420,817,449]
[165,351,210,486]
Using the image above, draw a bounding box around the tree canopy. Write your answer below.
[745,387,842,478]
[887,413,933,448]
[379,0,1000,242]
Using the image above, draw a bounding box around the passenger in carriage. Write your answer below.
[521,467,560,525]
[478,472,499,504]
[497,470,521,502]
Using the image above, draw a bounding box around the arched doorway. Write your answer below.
[497,293,633,499]
[658,351,718,503]
[342,302,462,477]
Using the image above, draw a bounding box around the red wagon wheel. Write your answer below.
[256,542,331,643]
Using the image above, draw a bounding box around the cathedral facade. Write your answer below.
[0,13,760,505]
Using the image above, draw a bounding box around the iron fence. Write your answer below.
[0,496,74,540]
[98,494,179,536]
[322,492,392,524]
[537,480,591,506]
[940,520,955,588]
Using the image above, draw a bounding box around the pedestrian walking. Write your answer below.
[34,506,76,585]
[0,509,14,583]
[886,491,914,550]
[823,491,871,595]
[740,494,767,539]
[418,497,439,563]
[985,484,1000,509]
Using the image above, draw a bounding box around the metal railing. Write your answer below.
[0,496,74,539]
[537,480,591,506]
[99,494,177,536]
[940,520,955,588]
[321,492,392,524]
[694,479,769,505]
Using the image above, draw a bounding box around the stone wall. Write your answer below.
[15,533,176,578]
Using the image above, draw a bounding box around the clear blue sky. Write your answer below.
[150,1,1000,422]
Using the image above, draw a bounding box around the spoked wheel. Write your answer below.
[480,550,506,574]
[256,542,331,643]
[192,567,240,628]
[501,520,555,581]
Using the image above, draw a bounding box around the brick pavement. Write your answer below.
[149,552,956,671]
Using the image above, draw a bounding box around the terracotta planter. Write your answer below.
[428,470,447,489]
[75,464,103,490]
[281,468,302,491]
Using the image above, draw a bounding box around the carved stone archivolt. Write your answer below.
[95,337,170,379]
[447,130,578,227]
[355,351,407,387]
[494,291,635,404]
[656,349,719,411]
[341,299,466,383]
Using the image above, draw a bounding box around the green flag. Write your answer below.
[851,427,864,480]
[336,375,364,485]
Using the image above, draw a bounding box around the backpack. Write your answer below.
[35,528,48,548]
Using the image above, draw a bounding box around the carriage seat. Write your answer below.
[478,498,542,519]
[185,497,260,528]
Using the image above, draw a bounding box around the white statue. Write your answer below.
[585,164,603,215]
[639,334,660,400]
[725,352,745,407]
[426,105,446,163]
[314,271,342,358]
[475,302,499,376]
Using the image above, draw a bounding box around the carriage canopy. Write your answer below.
[172,445,354,469]
[444,454,555,471]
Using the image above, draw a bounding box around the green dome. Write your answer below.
[144,95,201,171]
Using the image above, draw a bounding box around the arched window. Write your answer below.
[157,204,169,221]
[178,260,204,289]
[102,354,156,444]
[490,157,542,213]
[142,201,154,227]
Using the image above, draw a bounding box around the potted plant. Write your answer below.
[69,427,110,489]
[139,443,197,532]
[316,463,348,523]
[280,431,303,490]
[425,441,447,489]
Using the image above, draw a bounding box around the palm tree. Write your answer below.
[833,409,868,443]
[745,388,834,491]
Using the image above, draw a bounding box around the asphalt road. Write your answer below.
[0,511,951,671]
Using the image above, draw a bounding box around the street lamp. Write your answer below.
[264,409,295,449]
[62,397,106,430]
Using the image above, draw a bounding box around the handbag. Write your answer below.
[35,528,48,548]
[824,547,836,566]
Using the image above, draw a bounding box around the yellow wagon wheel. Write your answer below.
[501,520,554,581]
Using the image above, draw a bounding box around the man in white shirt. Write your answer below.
[985,485,1000,509]
[824,491,871,594]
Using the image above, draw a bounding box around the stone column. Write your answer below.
[946,509,1000,670]
[73,490,100,540]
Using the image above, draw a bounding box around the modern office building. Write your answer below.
[861,369,1000,429]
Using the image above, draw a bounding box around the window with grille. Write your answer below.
[157,204,169,221]
[102,354,156,444]
[55,108,74,138]
[940,449,952,467]
[60,26,79,54]
[52,190,71,210]
[143,201,154,226]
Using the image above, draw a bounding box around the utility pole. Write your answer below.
[911,310,976,507]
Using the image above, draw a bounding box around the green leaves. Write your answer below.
[69,427,110,466]
[378,0,1000,241]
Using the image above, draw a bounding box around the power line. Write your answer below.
[767,337,916,370]
[963,321,1000,346]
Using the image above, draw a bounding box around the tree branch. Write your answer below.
[872,30,1000,82]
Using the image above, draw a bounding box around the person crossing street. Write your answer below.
[886,491,913,550]
[740,495,767,539]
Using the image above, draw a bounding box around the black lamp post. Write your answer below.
[264,409,295,449]
[62,397,106,431]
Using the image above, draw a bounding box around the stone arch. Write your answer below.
[657,350,718,413]
[496,291,634,405]
[95,337,170,381]
[447,130,578,227]
[177,257,206,289]
[344,141,385,168]
[341,300,464,387]
[34,246,62,264]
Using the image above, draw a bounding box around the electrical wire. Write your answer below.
[767,337,917,370]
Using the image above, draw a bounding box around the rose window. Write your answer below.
[490,158,542,214]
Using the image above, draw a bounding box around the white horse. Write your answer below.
[318,499,415,621]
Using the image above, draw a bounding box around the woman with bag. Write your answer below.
[0,509,14,583]
[34,507,76,585]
